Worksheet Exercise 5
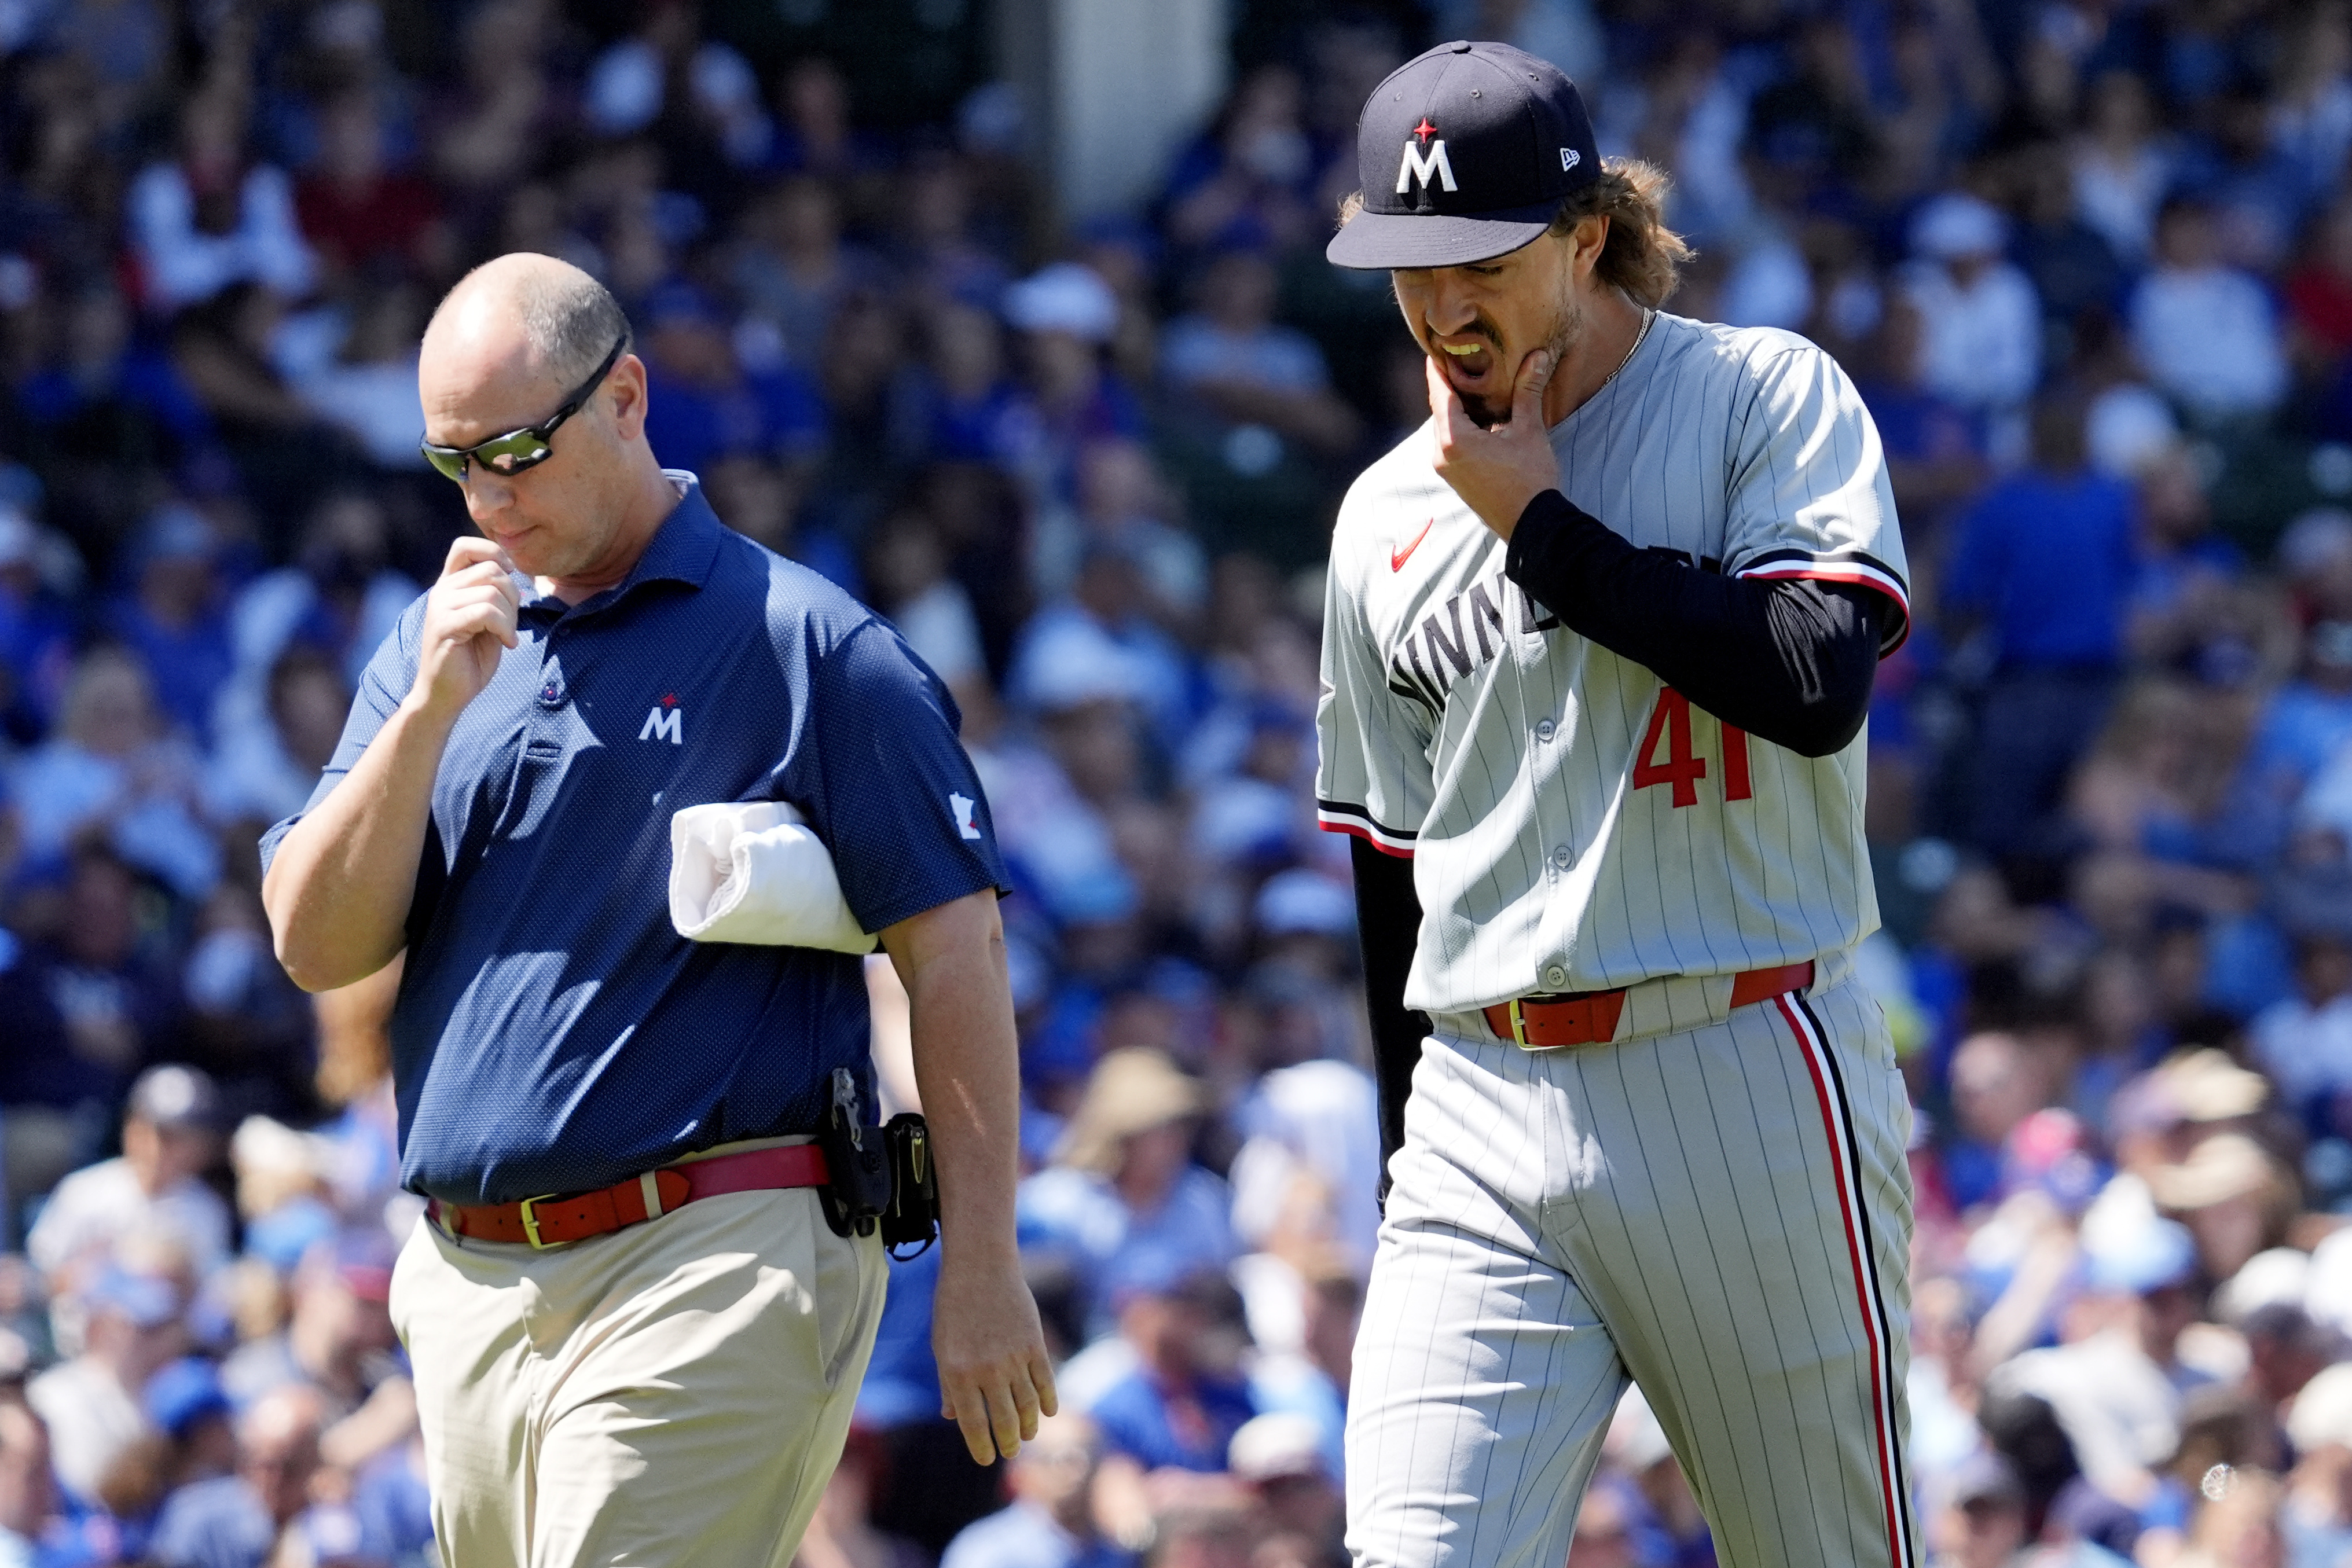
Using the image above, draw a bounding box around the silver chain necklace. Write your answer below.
[1590,307,1655,400]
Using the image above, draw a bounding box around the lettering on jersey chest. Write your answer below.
[1383,563,1560,710]
[1375,526,1724,714]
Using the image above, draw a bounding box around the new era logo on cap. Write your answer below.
[1329,40,1602,271]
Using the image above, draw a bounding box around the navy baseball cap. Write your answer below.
[1327,40,1601,271]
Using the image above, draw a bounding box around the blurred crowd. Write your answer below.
[6,0,2352,1566]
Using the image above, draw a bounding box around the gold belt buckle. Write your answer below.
[516,1194,562,1249]
[1507,997,1533,1049]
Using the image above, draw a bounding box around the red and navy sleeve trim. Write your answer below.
[1732,549,1911,655]
[1316,799,1417,858]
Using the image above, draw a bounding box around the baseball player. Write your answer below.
[1316,42,1917,1568]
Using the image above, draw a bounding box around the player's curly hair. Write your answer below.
[1548,157,1691,310]
[1335,156,1693,308]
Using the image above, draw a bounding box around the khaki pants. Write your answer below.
[390,1165,887,1568]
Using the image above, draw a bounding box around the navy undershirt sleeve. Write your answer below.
[1502,490,1891,758]
[1349,835,1428,1206]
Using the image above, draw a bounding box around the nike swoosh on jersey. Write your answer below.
[1391,518,1434,571]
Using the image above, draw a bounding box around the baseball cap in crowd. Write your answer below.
[128,1063,223,1132]
[135,503,217,567]
[2160,1049,2270,1122]
[1327,40,1600,270]
[1228,1412,1329,1484]
[1003,262,1118,342]
[145,1357,230,1438]
[85,1266,180,1330]
[2288,1362,2352,1453]
[2211,1247,2313,1325]
[1908,192,2008,262]
[2309,1228,2352,1336]
[2148,1133,2280,1212]
[1942,1452,2026,1511]
[0,504,32,570]
[2083,1215,2197,1296]
[1054,1047,1208,1174]
[642,279,722,328]
[1254,869,1356,940]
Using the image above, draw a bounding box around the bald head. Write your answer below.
[240,1383,325,1524]
[416,252,677,594]
[427,252,630,391]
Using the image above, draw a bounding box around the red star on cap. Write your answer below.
[661,693,677,708]
[1413,116,1437,143]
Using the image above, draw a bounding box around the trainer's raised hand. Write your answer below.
[1428,348,1560,540]
[410,535,521,721]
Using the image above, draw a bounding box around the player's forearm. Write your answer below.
[1503,490,1884,757]
[887,892,1022,1265]
[262,699,455,992]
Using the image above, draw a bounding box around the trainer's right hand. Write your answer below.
[408,535,521,720]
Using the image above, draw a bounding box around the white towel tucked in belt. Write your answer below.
[668,802,876,953]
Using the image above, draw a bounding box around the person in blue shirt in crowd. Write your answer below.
[1018,1048,1235,1343]
[1944,394,2139,856]
[1077,1268,1257,1475]
[258,252,1052,1568]
[940,1411,1133,1568]
[146,1385,325,1568]
[636,279,827,479]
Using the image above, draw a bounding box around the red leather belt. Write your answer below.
[427,1143,831,1249]
[1482,961,1815,1050]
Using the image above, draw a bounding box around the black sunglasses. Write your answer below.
[420,335,629,483]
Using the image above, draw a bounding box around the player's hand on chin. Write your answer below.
[1428,348,1560,541]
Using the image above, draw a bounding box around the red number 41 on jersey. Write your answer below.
[1632,689,1752,807]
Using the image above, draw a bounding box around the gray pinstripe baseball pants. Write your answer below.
[1345,972,1919,1568]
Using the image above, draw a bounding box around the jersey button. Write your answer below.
[1544,964,1569,989]
[1535,719,1556,742]
[1551,843,1572,869]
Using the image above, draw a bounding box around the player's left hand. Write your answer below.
[1428,348,1560,540]
[935,1251,1059,1464]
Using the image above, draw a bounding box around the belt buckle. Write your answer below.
[1507,997,1533,1049]
[516,1194,562,1250]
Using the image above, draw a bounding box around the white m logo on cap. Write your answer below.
[1397,138,1458,194]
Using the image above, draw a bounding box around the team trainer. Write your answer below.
[260,253,1053,1567]
[1318,43,1917,1568]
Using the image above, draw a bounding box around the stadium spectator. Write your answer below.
[1021,1049,1234,1330]
[2131,196,2291,424]
[25,1065,228,1290]
[1900,192,2042,427]
[25,1266,180,1507]
[1070,1267,1256,1475]
[1944,396,2138,854]
[939,1411,1132,1568]
[146,1382,326,1568]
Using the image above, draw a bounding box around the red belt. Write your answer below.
[1482,961,1815,1050]
[427,1143,831,1249]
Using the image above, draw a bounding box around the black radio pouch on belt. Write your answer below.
[879,1112,940,1258]
[817,1068,893,1239]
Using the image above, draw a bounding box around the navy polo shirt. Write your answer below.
[260,477,1008,1206]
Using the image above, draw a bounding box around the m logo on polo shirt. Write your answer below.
[639,693,684,744]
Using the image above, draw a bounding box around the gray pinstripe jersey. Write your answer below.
[1315,312,1910,1016]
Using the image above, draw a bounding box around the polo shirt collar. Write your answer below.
[520,469,722,625]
